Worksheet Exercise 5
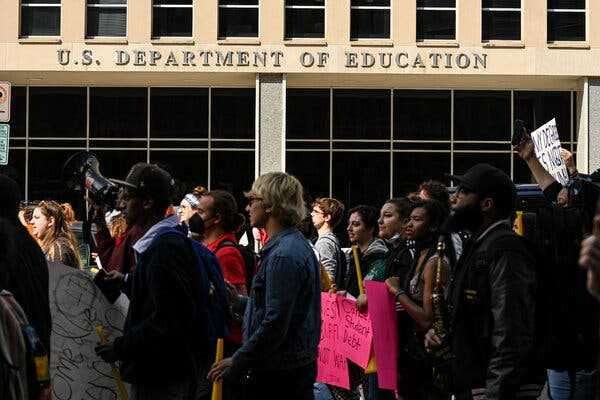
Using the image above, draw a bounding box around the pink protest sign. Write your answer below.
[316,293,350,389]
[365,281,398,391]
[337,295,373,369]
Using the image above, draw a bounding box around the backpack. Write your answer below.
[153,227,231,343]
[317,235,347,290]
[0,290,49,400]
[215,240,258,294]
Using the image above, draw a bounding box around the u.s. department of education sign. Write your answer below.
[0,124,9,165]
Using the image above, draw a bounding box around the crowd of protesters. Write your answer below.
[2,131,600,400]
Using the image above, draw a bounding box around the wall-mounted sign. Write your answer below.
[0,124,9,165]
[0,81,11,123]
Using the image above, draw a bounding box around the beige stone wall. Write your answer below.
[0,0,598,87]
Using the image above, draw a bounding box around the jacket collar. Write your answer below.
[475,219,511,243]
[133,214,180,255]
[259,227,298,256]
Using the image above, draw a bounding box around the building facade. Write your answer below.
[0,0,599,211]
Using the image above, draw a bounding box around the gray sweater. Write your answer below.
[314,232,342,281]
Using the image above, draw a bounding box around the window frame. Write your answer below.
[416,1,457,42]
[218,0,260,39]
[151,0,194,39]
[284,0,326,39]
[349,0,391,40]
[20,0,62,38]
[547,0,587,43]
[481,1,522,42]
[86,0,128,39]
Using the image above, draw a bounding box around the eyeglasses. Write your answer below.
[311,208,323,215]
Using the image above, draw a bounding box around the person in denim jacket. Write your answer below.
[209,172,321,400]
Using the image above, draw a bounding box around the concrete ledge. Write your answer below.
[416,40,459,48]
[547,42,590,49]
[18,37,62,44]
[217,38,261,46]
[284,39,328,47]
[482,40,525,49]
[85,38,128,45]
[150,38,195,45]
[350,39,394,47]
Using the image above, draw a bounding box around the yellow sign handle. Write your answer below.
[95,325,129,400]
[211,338,224,400]
[514,211,524,236]
[351,245,365,296]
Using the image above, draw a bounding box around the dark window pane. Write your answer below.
[333,152,389,209]
[288,0,325,5]
[394,90,451,140]
[351,9,390,39]
[29,87,86,138]
[212,89,255,139]
[28,149,86,216]
[0,149,26,197]
[150,88,208,139]
[219,8,258,37]
[150,150,208,201]
[21,6,60,36]
[211,151,255,209]
[90,88,147,139]
[514,156,534,184]
[10,87,26,138]
[548,0,585,9]
[286,151,329,200]
[417,0,455,6]
[454,153,511,180]
[153,7,192,37]
[352,0,390,6]
[547,11,585,42]
[87,7,126,37]
[285,8,324,38]
[483,0,520,7]
[454,91,511,141]
[92,150,147,182]
[514,91,571,144]
[393,152,450,197]
[417,10,455,40]
[482,10,520,41]
[287,89,329,140]
[333,90,390,140]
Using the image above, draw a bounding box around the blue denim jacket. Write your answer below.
[232,228,321,373]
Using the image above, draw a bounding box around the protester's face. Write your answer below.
[311,205,327,230]
[245,194,267,229]
[378,203,404,240]
[31,207,52,239]
[118,189,144,227]
[178,199,196,223]
[197,195,218,231]
[405,207,430,241]
[449,187,484,232]
[347,212,373,246]
[419,189,431,201]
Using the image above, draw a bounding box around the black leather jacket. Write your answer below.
[447,221,543,399]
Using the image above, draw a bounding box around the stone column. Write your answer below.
[588,79,600,173]
[257,73,285,176]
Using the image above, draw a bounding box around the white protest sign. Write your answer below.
[530,118,569,186]
[49,262,130,400]
[0,81,10,122]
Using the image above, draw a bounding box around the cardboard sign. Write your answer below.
[316,293,350,389]
[337,295,372,368]
[0,81,10,123]
[0,124,8,165]
[49,262,130,400]
[530,118,569,185]
[365,281,398,391]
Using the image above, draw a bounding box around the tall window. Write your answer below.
[20,0,61,37]
[416,0,456,41]
[152,0,193,38]
[219,0,259,38]
[482,0,521,41]
[547,0,585,42]
[87,0,127,38]
[350,0,390,40]
[285,0,325,39]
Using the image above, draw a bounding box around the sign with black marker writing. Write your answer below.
[531,118,569,186]
[49,262,129,400]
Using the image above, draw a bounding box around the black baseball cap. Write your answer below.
[447,163,517,214]
[110,163,175,201]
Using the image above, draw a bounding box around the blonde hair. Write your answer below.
[35,201,80,267]
[248,172,305,228]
